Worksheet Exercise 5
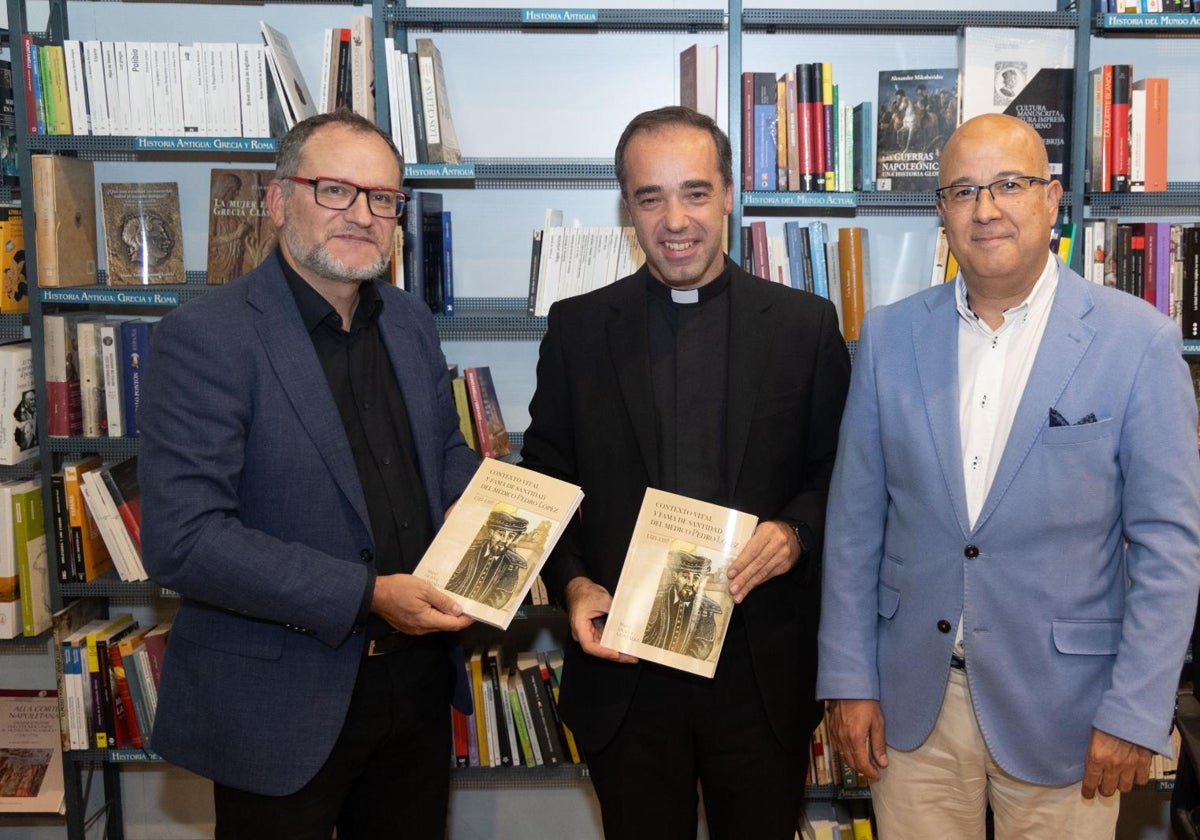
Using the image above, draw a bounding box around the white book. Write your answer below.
[177,44,205,135]
[79,469,144,582]
[259,22,317,126]
[107,42,132,135]
[248,45,271,139]
[217,43,242,137]
[75,320,104,438]
[147,42,171,134]
[164,42,186,136]
[82,41,110,135]
[383,37,403,151]
[533,225,562,317]
[0,344,36,467]
[237,43,259,138]
[417,52,441,147]
[396,51,418,164]
[199,44,221,135]
[124,42,155,135]
[350,14,374,120]
[318,28,336,114]
[0,479,22,639]
[62,40,91,136]
[1129,85,1146,193]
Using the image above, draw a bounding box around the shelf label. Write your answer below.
[1102,13,1200,28]
[405,163,476,179]
[743,191,857,209]
[520,8,600,24]
[134,136,277,153]
[108,748,163,762]
[41,288,181,306]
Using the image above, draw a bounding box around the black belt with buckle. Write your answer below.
[366,632,416,657]
[950,653,966,670]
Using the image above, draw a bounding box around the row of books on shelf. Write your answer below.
[20,36,279,139]
[53,456,146,586]
[527,215,647,318]
[1107,1,1200,11]
[48,602,171,753]
[740,28,1076,195]
[740,221,869,342]
[451,366,513,460]
[381,37,462,165]
[35,156,281,288]
[397,190,457,315]
[1087,65,1169,193]
[456,646,580,769]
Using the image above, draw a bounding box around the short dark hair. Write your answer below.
[275,109,403,183]
[614,106,732,197]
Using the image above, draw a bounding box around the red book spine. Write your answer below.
[795,63,816,192]
[107,644,143,748]
[463,368,495,459]
[741,72,755,192]
[19,34,38,135]
[811,63,826,191]
[1109,64,1132,193]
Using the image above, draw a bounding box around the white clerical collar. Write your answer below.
[671,289,700,304]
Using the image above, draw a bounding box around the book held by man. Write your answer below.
[601,488,758,678]
[413,458,583,629]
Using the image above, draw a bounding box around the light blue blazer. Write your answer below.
[817,261,1200,785]
[138,253,478,795]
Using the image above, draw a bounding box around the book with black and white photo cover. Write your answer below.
[100,182,185,285]
[413,458,583,630]
[260,21,317,129]
[875,68,958,192]
[0,690,64,814]
[959,28,1074,183]
[0,343,36,466]
[205,168,278,285]
[601,488,758,678]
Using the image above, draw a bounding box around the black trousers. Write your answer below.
[213,637,453,840]
[584,625,809,840]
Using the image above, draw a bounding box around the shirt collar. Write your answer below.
[279,246,384,335]
[954,252,1057,335]
[645,262,732,306]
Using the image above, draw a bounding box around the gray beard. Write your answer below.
[284,228,390,284]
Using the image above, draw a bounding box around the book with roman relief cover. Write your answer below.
[205,168,278,285]
[601,488,758,678]
[413,458,583,629]
[0,690,64,814]
[100,182,185,285]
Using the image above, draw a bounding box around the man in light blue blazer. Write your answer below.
[818,114,1200,839]
[139,111,478,839]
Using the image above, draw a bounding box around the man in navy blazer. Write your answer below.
[818,113,1200,838]
[139,111,478,839]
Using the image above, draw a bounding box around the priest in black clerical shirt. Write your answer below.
[521,106,851,840]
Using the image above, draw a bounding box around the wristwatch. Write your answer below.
[787,522,808,556]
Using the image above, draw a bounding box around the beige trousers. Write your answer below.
[870,667,1120,840]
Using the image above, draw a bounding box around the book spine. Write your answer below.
[441,211,454,317]
[120,320,148,437]
[463,368,495,459]
[50,474,74,584]
[107,643,142,748]
[20,35,39,134]
[99,322,124,437]
[1109,64,1131,193]
[752,73,776,192]
[811,62,826,192]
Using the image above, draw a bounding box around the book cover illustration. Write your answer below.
[0,690,64,814]
[875,68,958,192]
[205,168,278,285]
[959,28,1074,182]
[601,488,758,678]
[0,343,37,466]
[100,182,185,285]
[414,458,583,630]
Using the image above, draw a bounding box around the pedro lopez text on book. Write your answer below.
[414,459,582,630]
[601,489,758,679]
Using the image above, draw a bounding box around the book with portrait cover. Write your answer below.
[100,182,185,285]
[205,168,278,285]
[0,690,64,814]
[959,28,1074,184]
[413,458,583,630]
[875,68,958,191]
[600,488,758,678]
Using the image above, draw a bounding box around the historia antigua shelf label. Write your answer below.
[405,163,476,179]
[41,288,181,306]
[133,137,277,152]
[520,8,599,24]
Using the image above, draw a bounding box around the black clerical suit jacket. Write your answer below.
[521,260,851,754]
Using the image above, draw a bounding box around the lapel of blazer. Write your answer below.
[726,266,775,497]
[973,266,1096,533]
[606,268,659,485]
[246,260,372,535]
[912,284,972,538]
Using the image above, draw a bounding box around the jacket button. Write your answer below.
[937,619,951,633]
[964,545,979,559]
[360,549,373,562]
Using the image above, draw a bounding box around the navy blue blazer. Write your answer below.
[138,253,478,795]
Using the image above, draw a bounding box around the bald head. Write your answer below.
[942,114,1051,183]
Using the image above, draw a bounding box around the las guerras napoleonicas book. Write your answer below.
[600,488,758,679]
[875,68,958,192]
[414,458,583,629]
